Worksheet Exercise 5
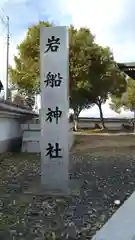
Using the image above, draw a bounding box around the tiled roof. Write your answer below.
[0,100,38,116]
[117,62,135,79]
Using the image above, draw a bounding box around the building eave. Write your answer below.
[0,100,38,117]
[117,62,135,80]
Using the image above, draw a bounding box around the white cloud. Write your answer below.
[61,0,124,32]
[58,0,135,62]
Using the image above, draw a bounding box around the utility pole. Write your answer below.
[5,15,9,101]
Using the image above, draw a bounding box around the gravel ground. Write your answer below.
[0,135,135,239]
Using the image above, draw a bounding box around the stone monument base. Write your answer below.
[24,176,81,197]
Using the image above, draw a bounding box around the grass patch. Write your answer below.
[79,128,110,133]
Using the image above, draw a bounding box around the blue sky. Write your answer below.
[0,0,135,118]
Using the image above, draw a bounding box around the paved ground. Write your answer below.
[0,135,135,239]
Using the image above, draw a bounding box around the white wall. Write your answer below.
[21,123,74,153]
[0,117,21,141]
[78,120,132,130]
[105,122,122,130]
[78,122,95,128]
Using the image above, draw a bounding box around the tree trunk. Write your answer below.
[73,113,79,131]
[98,103,105,129]
[74,119,78,131]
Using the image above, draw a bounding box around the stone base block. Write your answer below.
[22,141,40,152]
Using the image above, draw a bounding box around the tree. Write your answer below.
[9,22,96,123]
[9,22,126,129]
[70,88,94,130]
[110,78,135,131]
[86,45,126,128]
[110,78,135,111]
[69,25,95,92]
[12,92,35,108]
[69,26,95,125]
[70,88,93,118]
[110,77,135,113]
[126,79,135,111]
[13,94,25,106]
[9,21,52,101]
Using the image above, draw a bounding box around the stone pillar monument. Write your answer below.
[40,26,69,194]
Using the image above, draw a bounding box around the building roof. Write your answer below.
[117,62,135,79]
[0,81,3,92]
[0,100,38,117]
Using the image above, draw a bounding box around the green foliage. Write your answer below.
[12,92,35,108]
[70,88,93,118]
[69,26,95,116]
[109,95,124,113]
[69,31,126,125]
[127,79,135,111]
[85,45,126,127]
[69,27,126,123]
[9,21,52,95]
[69,25,95,89]
[87,45,126,103]
[9,23,96,115]
[110,78,135,113]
